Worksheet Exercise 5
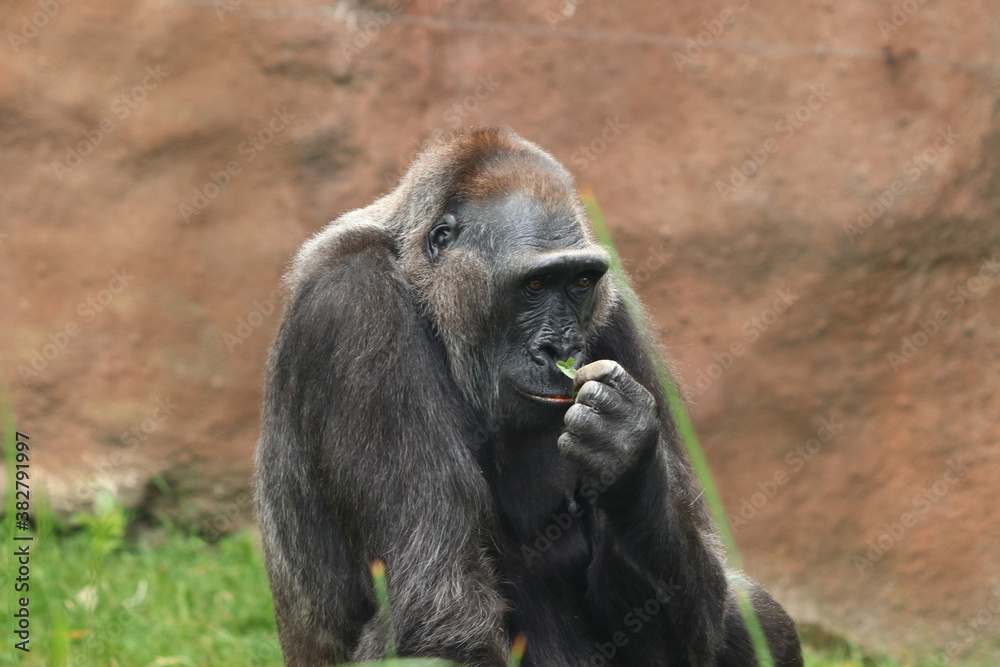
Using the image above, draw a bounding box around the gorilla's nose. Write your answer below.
[531,339,583,367]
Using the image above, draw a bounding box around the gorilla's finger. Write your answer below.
[563,402,603,437]
[557,431,610,473]
[556,430,581,458]
[575,379,626,416]
[572,359,619,392]
[575,360,653,408]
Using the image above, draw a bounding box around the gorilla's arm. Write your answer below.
[566,302,730,666]
[256,226,506,666]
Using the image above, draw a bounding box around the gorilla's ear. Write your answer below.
[427,213,459,262]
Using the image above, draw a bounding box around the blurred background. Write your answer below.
[2,0,999,664]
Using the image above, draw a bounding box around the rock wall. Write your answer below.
[2,0,999,660]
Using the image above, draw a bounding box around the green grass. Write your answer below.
[0,489,460,666]
[0,499,283,666]
[0,424,890,666]
[0,506,893,667]
[800,629,899,667]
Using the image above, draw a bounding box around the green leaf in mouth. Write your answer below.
[556,357,578,380]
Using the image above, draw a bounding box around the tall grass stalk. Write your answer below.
[370,559,398,660]
[581,190,776,667]
[506,634,527,667]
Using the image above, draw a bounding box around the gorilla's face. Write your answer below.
[427,191,609,428]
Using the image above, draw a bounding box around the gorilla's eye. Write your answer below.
[568,273,598,297]
[527,279,544,291]
[432,226,454,246]
[427,213,459,261]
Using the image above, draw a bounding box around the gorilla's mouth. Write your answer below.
[529,394,575,405]
[513,386,575,406]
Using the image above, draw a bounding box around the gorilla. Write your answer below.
[255,127,802,667]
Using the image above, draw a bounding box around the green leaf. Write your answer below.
[556,357,578,379]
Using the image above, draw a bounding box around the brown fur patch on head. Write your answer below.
[392,127,583,247]
[440,128,576,215]
[457,142,569,208]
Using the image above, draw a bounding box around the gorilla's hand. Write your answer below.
[557,360,659,484]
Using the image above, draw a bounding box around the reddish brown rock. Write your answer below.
[2,0,998,660]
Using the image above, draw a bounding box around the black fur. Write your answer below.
[255,128,803,667]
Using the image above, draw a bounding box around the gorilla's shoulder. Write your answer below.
[284,208,398,291]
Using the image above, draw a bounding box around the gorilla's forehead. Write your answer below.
[455,191,593,258]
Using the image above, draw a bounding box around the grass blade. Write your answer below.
[582,189,776,667]
[371,559,397,660]
[507,634,527,667]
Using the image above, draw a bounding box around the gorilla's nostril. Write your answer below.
[536,341,564,364]
[530,345,555,366]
